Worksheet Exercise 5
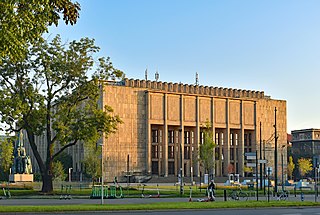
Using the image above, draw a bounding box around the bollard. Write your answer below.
[301,192,304,201]
[294,185,296,197]
[224,189,227,201]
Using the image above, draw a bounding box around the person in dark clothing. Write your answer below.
[207,180,216,201]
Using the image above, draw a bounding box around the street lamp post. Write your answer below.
[274,107,278,194]
[68,168,73,183]
[260,122,263,190]
[99,142,104,205]
[179,128,183,196]
[281,145,285,191]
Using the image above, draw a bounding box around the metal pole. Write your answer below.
[315,159,318,202]
[256,150,259,201]
[68,168,73,183]
[274,107,278,194]
[179,128,183,196]
[267,169,270,202]
[127,154,130,196]
[260,122,263,190]
[263,140,266,195]
[281,151,284,191]
[101,144,104,205]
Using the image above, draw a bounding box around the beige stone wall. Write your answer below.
[243,102,255,127]
[215,99,226,126]
[150,94,164,121]
[167,95,180,122]
[103,85,147,181]
[199,98,212,123]
[101,82,287,181]
[184,96,196,122]
[229,101,241,127]
[256,99,287,180]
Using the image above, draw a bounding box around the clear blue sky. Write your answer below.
[48,0,320,133]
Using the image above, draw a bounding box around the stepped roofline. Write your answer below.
[106,78,267,99]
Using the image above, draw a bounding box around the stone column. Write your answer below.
[211,97,216,177]
[195,96,200,177]
[224,99,230,176]
[146,91,152,174]
[180,95,185,176]
[239,101,245,176]
[163,94,168,177]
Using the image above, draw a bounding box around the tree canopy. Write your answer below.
[287,156,295,180]
[298,157,312,178]
[0,34,124,193]
[0,0,80,63]
[0,137,14,176]
[197,123,216,176]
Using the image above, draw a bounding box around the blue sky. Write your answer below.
[48,0,320,132]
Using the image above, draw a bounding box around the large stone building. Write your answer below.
[24,78,287,182]
[291,128,320,178]
[101,78,287,182]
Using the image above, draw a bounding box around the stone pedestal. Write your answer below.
[9,174,33,182]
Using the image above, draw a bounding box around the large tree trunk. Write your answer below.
[41,172,53,193]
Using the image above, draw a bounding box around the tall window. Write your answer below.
[215,132,219,145]
[235,133,238,146]
[191,131,194,144]
[248,133,252,146]
[152,129,158,143]
[168,145,174,159]
[184,131,190,144]
[168,130,174,144]
[151,145,158,158]
[230,149,234,160]
[244,134,248,146]
[200,131,205,144]
[230,133,233,146]
[184,146,190,159]
[221,133,224,145]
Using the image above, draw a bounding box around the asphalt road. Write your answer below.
[0,193,318,205]
[4,207,320,215]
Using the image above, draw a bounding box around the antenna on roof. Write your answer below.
[195,72,199,85]
[155,70,159,82]
[145,68,148,81]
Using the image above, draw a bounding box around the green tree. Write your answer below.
[52,161,67,182]
[198,123,216,176]
[54,152,73,174]
[82,143,102,185]
[298,158,312,178]
[0,137,14,180]
[0,35,124,193]
[287,156,295,180]
[0,0,80,63]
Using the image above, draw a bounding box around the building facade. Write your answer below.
[291,128,320,176]
[102,78,287,182]
[23,78,287,182]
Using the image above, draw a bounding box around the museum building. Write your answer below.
[100,78,287,182]
[24,78,287,182]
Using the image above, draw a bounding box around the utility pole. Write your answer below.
[179,128,184,196]
[274,107,278,194]
[260,121,263,190]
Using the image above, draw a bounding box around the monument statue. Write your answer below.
[12,131,33,174]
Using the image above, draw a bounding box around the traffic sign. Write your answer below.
[258,159,267,164]
[246,156,256,160]
[246,163,256,167]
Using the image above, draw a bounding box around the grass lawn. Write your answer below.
[5,184,315,198]
[0,201,320,213]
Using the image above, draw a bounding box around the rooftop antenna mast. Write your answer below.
[195,72,199,85]
[145,68,148,81]
[155,69,159,82]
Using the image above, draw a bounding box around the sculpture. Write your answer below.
[12,131,33,174]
